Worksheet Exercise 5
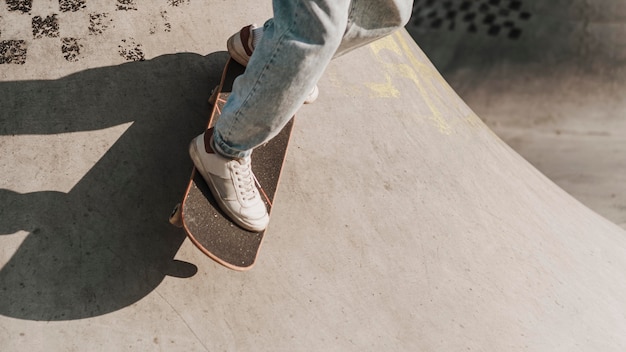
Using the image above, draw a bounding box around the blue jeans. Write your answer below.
[213,0,413,158]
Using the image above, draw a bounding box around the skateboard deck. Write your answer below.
[170,58,294,271]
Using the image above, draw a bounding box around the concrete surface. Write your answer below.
[407,0,626,228]
[1,1,626,351]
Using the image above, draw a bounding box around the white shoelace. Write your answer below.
[232,159,258,203]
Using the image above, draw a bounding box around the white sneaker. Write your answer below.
[226,24,257,67]
[189,131,269,232]
[227,24,319,104]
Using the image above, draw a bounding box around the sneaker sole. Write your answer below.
[227,35,251,67]
[189,139,268,232]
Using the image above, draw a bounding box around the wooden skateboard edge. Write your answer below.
[170,57,293,272]
[174,118,294,272]
[177,168,259,271]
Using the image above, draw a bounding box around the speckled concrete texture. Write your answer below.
[1,1,626,351]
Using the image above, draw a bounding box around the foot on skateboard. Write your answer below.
[170,58,294,271]
[188,130,269,232]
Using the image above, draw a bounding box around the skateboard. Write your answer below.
[169,58,294,271]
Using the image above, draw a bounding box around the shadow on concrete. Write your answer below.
[0,51,229,321]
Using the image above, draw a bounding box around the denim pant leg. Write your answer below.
[336,0,413,58]
[213,0,413,159]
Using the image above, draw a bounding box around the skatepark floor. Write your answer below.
[1,1,626,351]
[407,0,626,228]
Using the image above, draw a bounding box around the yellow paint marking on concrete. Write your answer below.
[365,72,401,98]
[369,34,404,57]
[394,32,494,137]
[327,67,364,98]
[368,34,452,134]
[394,31,461,106]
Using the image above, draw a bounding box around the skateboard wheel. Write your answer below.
[169,203,183,228]
[208,86,219,105]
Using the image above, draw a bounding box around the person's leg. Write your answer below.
[190,0,352,231]
[213,0,353,159]
[214,0,412,159]
[227,0,413,69]
[334,0,413,58]
[190,0,412,231]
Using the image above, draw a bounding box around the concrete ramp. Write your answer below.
[1,2,626,351]
[407,0,626,228]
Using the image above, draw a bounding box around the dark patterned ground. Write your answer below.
[1,0,533,66]
[411,0,532,39]
[0,0,182,64]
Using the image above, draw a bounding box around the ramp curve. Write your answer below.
[0,2,625,350]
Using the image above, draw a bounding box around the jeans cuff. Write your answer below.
[212,129,252,159]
